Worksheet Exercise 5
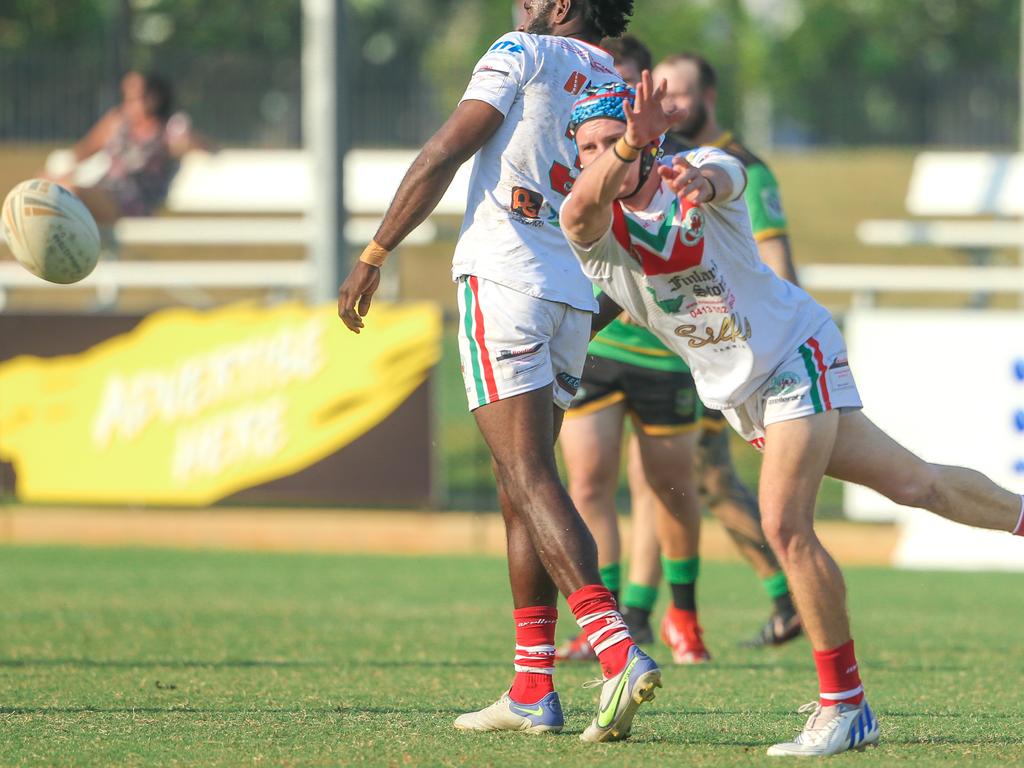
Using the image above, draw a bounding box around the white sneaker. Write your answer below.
[767,700,879,757]
[453,691,563,734]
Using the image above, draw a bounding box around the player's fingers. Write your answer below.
[652,78,667,102]
[657,164,679,181]
[623,100,636,121]
[357,290,373,318]
[673,154,694,169]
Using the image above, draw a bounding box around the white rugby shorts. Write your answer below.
[456,275,590,412]
[722,319,862,450]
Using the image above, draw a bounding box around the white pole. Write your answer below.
[301,0,344,304]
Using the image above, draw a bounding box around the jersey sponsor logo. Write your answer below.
[673,313,753,348]
[764,371,801,398]
[556,372,581,396]
[489,40,525,54]
[549,159,580,197]
[510,187,544,219]
[761,187,785,221]
[674,388,697,419]
[646,286,683,314]
[680,207,705,247]
[564,71,588,94]
[828,354,855,390]
[497,342,543,361]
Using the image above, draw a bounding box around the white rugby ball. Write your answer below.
[1,179,101,284]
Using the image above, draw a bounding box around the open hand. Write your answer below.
[658,155,715,204]
[623,70,678,150]
[337,260,381,333]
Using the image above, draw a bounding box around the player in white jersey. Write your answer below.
[337,1,662,744]
[558,73,1024,757]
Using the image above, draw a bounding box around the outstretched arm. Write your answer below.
[560,71,673,246]
[338,100,503,333]
[657,154,739,206]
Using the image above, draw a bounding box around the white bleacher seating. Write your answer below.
[809,152,1024,307]
[0,149,473,306]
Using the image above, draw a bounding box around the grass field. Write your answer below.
[1,546,1021,766]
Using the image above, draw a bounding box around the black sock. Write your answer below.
[621,605,651,628]
[773,592,795,615]
[670,582,696,612]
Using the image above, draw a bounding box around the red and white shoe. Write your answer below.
[555,633,597,661]
[660,608,711,664]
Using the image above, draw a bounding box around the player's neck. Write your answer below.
[559,25,602,46]
[691,118,723,149]
[620,172,661,212]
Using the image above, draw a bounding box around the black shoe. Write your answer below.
[740,606,802,648]
[621,607,655,644]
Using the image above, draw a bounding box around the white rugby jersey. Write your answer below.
[451,32,621,312]
[566,147,833,410]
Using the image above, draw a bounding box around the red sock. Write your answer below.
[567,584,634,678]
[1013,496,1024,536]
[813,639,864,707]
[509,606,556,704]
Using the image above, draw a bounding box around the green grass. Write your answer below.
[0,546,1021,766]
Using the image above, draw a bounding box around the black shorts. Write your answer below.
[700,407,729,434]
[567,354,701,434]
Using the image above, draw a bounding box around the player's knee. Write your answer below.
[883,464,941,510]
[492,456,559,505]
[698,466,732,506]
[568,467,617,507]
[760,511,814,562]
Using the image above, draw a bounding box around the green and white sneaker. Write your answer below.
[767,700,879,757]
[454,691,563,734]
[580,645,662,743]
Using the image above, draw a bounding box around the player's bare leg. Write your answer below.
[698,428,781,577]
[622,465,662,642]
[561,402,627,578]
[558,402,626,660]
[697,427,802,646]
[760,410,879,757]
[629,428,709,663]
[759,410,847,650]
[459,387,660,738]
[826,410,1022,532]
[475,388,602,594]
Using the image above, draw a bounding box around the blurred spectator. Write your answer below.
[46,71,211,224]
[600,34,652,86]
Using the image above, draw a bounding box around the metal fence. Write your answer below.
[0,47,1017,150]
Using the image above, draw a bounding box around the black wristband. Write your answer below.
[621,137,644,152]
[705,176,717,202]
[612,144,637,163]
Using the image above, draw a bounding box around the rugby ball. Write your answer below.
[1,179,101,284]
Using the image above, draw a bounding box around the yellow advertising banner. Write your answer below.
[0,301,442,505]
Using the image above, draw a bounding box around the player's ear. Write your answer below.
[555,0,575,25]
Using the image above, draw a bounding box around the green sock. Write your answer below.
[662,556,700,611]
[599,562,621,594]
[762,571,790,600]
[622,582,659,612]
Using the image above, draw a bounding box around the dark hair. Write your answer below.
[660,52,717,91]
[142,73,174,122]
[601,34,651,72]
[583,0,633,39]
